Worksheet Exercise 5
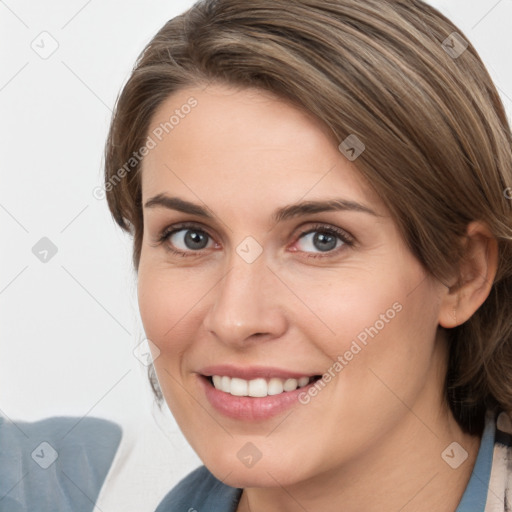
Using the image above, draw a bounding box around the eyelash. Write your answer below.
[154,222,355,259]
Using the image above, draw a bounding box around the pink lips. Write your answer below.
[200,364,313,380]
[198,365,318,421]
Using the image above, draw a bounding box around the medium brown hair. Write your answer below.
[104,0,512,434]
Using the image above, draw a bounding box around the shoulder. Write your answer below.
[495,410,512,446]
[94,412,203,512]
[155,465,242,512]
[484,409,512,511]
[0,416,122,512]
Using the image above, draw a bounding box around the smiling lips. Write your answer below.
[211,375,313,397]
[199,366,322,420]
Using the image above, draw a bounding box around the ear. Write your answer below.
[438,221,499,328]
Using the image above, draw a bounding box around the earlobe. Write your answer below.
[438,221,498,329]
[438,291,460,329]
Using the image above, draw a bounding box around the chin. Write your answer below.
[199,448,311,488]
[208,462,296,488]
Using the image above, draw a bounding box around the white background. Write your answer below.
[1,0,511,473]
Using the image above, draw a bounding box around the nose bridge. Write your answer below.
[203,245,286,345]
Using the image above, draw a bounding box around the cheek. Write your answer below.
[137,264,192,355]
[291,267,411,360]
[137,260,222,379]
[309,261,441,389]
[328,276,442,415]
[137,266,200,414]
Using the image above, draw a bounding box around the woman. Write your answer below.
[103,0,512,510]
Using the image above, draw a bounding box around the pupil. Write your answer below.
[314,232,336,252]
[185,230,208,249]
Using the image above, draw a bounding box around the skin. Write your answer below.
[137,83,498,512]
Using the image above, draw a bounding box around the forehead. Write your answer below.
[141,84,382,215]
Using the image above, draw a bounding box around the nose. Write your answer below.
[202,249,288,348]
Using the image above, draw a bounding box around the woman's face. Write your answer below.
[138,84,448,487]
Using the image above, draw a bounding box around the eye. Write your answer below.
[293,224,354,258]
[156,222,216,256]
[153,221,354,259]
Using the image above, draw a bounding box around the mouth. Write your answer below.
[207,374,321,397]
[197,367,323,421]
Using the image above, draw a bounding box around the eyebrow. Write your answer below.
[144,194,378,223]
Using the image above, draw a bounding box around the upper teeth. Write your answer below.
[211,375,311,397]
